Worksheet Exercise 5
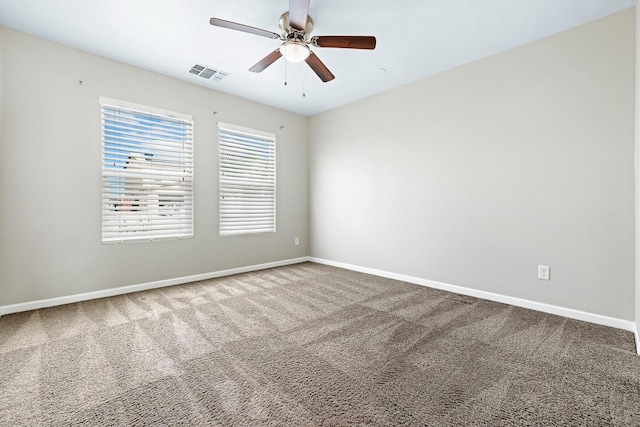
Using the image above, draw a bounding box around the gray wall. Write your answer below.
[0,29,3,307]
[0,28,309,306]
[309,9,636,320]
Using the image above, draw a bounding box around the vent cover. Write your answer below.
[189,64,205,75]
[189,64,229,82]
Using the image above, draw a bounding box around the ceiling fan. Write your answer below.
[209,0,376,82]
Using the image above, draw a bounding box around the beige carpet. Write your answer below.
[1,262,639,426]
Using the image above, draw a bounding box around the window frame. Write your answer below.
[218,121,276,236]
[100,96,194,244]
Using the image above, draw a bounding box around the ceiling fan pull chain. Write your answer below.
[302,63,306,97]
[284,56,288,86]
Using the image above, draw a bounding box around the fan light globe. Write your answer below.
[279,41,310,63]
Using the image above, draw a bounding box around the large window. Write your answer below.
[218,122,276,235]
[101,97,193,243]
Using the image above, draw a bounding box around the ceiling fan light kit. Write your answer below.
[209,0,376,82]
[279,41,310,63]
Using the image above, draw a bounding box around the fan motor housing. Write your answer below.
[279,12,313,40]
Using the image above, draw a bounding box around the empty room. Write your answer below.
[1,0,640,425]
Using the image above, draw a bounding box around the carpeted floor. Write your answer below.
[1,262,639,426]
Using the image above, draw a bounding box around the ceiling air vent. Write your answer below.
[189,64,205,75]
[188,64,229,82]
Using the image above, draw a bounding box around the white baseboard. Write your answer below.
[310,257,640,353]
[3,255,638,355]
[0,257,311,316]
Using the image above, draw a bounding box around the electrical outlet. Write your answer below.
[294,237,299,246]
[538,265,550,280]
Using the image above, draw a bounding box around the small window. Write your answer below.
[100,97,194,243]
[218,122,276,235]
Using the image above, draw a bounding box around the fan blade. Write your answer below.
[305,52,335,82]
[312,36,376,50]
[249,49,283,73]
[289,0,310,31]
[210,18,280,39]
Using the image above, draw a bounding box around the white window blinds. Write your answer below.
[218,122,276,235]
[100,97,194,244]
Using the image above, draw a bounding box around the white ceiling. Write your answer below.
[0,0,635,116]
